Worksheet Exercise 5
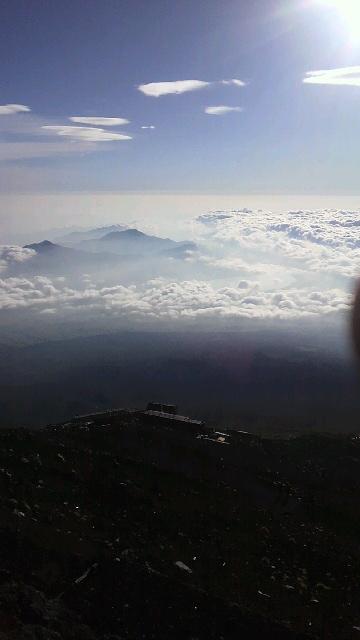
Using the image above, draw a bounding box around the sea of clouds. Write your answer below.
[0,208,358,323]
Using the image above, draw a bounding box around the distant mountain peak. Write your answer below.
[24,240,58,252]
[56,224,128,244]
[100,228,148,241]
[122,228,146,237]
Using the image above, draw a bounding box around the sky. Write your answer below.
[3,0,360,426]
[1,0,360,216]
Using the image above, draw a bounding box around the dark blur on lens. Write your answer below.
[352,282,360,363]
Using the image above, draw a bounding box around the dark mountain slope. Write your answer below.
[1,413,360,638]
[0,331,358,429]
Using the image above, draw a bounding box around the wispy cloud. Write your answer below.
[205,105,243,115]
[0,141,97,161]
[304,66,360,87]
[141,125,155,129]
[42,125,132,142]
[0,104,31,115]
[69,116,130,126]
[221,79,246,87]
[138,78,247,97]
[138,80,210,97]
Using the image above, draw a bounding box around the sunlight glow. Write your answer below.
[319,0,360,43]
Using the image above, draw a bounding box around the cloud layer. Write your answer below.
[196,208,360,282]
[0,274,350,320]
[0,208,358,324]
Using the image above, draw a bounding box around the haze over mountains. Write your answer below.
[2,208,356,323]
[1,209,359,429]
[4,227,198,281]
[55,224,128,244]
[76,228,196,256]
[3,1,360,636]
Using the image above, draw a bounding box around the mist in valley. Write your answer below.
[1,207,359,430]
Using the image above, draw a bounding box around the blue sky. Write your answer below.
[1,0,360,195]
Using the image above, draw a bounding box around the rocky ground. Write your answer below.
[1,411,360,639]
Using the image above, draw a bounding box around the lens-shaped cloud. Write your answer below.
[138,80,210,97]
[304,66,360,86]
[69,116,130,126]
[138,78,246,97]
[205,106,243,115]
[221,79,246,87]
[0,104,31,115]
[42,125,132,142]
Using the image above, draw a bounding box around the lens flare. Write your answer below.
[319,0,360,43]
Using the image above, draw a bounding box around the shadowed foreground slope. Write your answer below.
[1,411,360,639]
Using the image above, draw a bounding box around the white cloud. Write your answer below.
[0,245,35,273]
[141,125,155,129]
[42,125,132,142]
[0,112,130,162]
[0,274,350,320]
[2,209,357,324]
[303,66,360,87]
[0,104,31,115]
[138,78,247,97]
[221,79,246,87]
[197,255,274,276]
[138,80,210,97]
[205,105,243,115]
[196,208,360,282]
[69,116,130,126]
